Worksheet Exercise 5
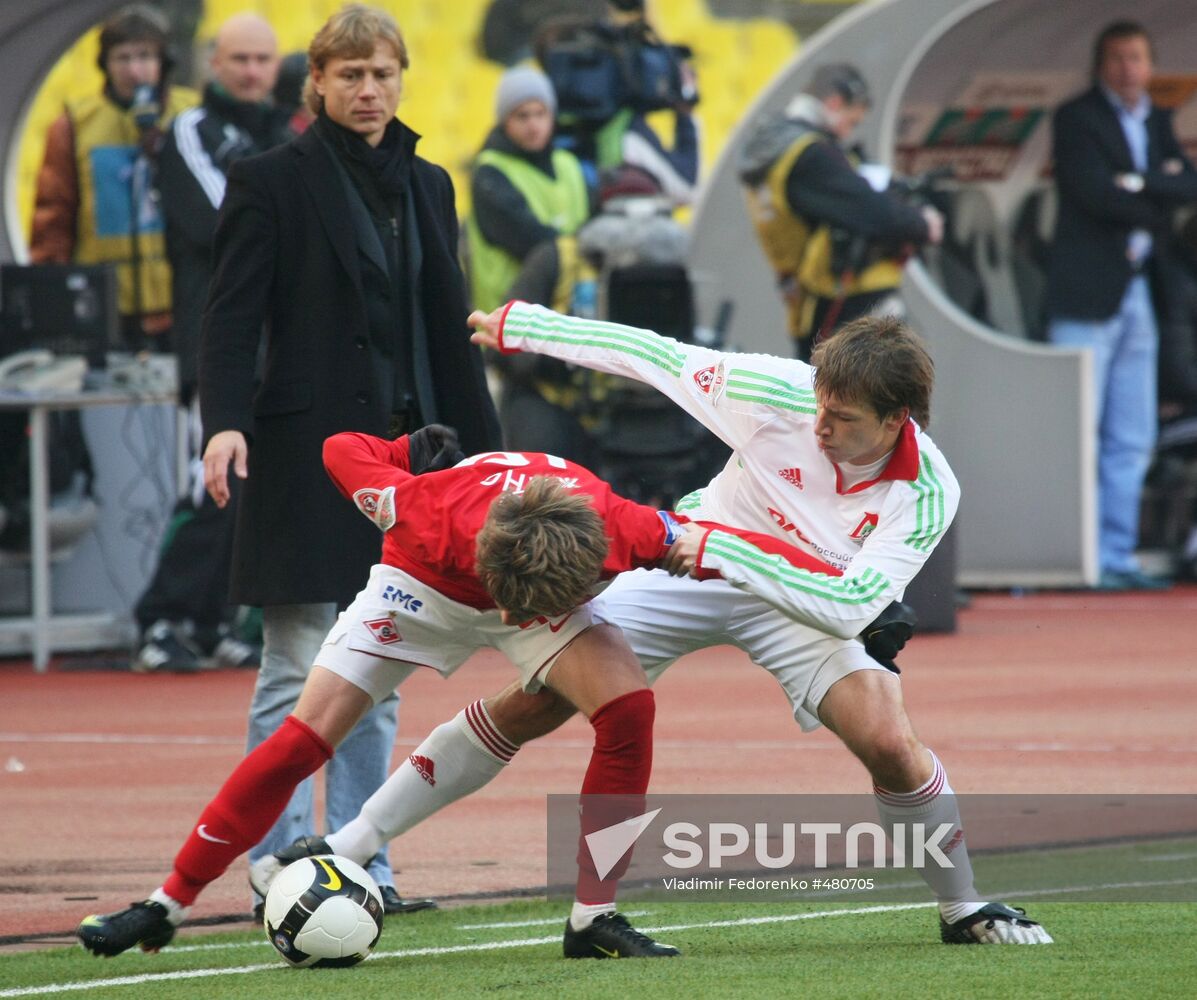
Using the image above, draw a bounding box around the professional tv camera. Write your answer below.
[536,1,696,124]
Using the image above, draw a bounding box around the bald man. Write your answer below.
[156,13,290,399]
[130,14,292,678]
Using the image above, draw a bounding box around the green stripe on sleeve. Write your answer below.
[904,454,947,552]
[705,531,889,605]
[514,311,685,375]
[725,368,817,414]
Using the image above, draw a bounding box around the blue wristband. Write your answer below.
[657,510,683,546]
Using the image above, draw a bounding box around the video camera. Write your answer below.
[829,166,955,278]
[539,16,695,124]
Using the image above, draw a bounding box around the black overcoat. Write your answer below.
[199,125,500,606]
[1046,86,1197,321]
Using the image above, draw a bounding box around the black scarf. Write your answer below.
[203,83,290,147]
[312,109,417,219]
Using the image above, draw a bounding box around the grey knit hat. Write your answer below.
[496,66,557,122]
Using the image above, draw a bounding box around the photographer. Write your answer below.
[537,0,699,206]
[737,63,942,360]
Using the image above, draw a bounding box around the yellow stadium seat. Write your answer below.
[745,23,798,93]
[14,0,804,237]
[651,0,706,42]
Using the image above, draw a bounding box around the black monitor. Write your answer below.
[1,263,119,367]
[605,263,695,343]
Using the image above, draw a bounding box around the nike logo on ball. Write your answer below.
[314,857,343,891]
[197,824,231,844]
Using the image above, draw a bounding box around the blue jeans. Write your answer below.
[246,603,400,895]
[1049,276,1158,574]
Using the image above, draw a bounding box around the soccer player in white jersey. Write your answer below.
[78,427,845,961]
[257,304,1051,948]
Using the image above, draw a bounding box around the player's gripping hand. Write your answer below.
[408,424,464,474]
[860,600,917,674]
[661,520,706,578]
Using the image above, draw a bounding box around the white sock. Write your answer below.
[872,750,984,923]
[326,700,516,863]
[149,887,190,926]
[569,900,616,931]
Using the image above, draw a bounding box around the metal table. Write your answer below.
[0,383,177,671]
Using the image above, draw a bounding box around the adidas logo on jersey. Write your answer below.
[778,467,804,489]
[409,753,436,786]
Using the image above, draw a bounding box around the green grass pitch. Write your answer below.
[2,899,1195,999]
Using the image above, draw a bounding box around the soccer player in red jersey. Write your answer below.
[77,426,836,959]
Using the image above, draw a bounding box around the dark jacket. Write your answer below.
[199,123,500,607]
[1046,86,1197,321]
[738,112,930,251]
[1158,254,1197,408]
[471,126,594,261]
[158,85,294,399]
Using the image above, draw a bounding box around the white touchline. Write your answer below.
[456,911,649,930]
[5,877,1195,998]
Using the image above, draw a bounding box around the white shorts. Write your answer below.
[316,564,600,705]
[590,568,888,731]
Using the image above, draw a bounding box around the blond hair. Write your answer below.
[475,477,609,621]
[303,4,408,114]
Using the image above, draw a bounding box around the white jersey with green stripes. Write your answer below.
[499,302,960,638]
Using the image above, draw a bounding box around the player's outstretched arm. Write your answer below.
[685,525,894,639]
[480,301,790,454]
[666,521,918,669]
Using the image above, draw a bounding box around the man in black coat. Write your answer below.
[199,5,500,914]
[1045,20,1197,590]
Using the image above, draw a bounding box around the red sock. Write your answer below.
[575,688,655,905]
[163,716,332,905]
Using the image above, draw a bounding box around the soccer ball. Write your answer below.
[263,854,384,968]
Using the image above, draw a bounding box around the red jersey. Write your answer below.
[322,434,675,610]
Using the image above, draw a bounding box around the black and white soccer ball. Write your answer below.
[263,854,384,968]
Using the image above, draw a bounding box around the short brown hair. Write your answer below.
[475,477,609,622]
[811,315,934,428]
[303,4,409,114]
[98,4,169,74]
[1092,20,1153,79]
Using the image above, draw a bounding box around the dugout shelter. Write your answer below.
[690,0,1197,588]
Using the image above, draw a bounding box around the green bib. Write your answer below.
[466,147,589,312]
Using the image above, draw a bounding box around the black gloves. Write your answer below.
[408,424,464,474]
[860,600,917,674]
